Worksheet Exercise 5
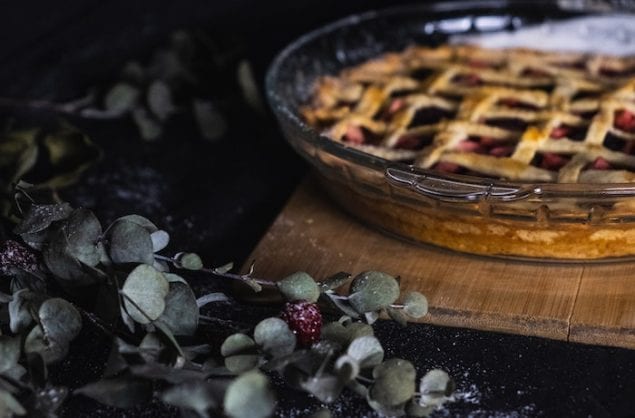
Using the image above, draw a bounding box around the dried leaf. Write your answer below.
[14,203,73,234]
[38,298,82,343]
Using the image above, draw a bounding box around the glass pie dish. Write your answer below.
[266,0,635,260]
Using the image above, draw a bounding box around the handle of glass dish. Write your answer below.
[384,167,534,203]
[558,0,635,11]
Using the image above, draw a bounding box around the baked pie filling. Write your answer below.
[301,45,635,259]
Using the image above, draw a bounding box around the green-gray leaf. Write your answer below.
[319,272,352,292]
[8,289,40,333]
[14,203,73,234]
[75,378,152,409]
[150,230,170,252]
[348,271,400,314]
[347,336,384,369]
[224,371,275,418]
[38,298,82,343]
[225,355,260,374]
[147,81,175,121]
[108,220,154,265]
[0,389,26,416]
[161,381,222,416]
[419,369,454,407]
[254,318,296,358]
[276,272,319,303]
[121,265,169,324]
[370,359,416,407]
[105,83,140,114]
[156,282,199,336]
[24,325,69,364]
[0,336,20,373]
[179,253,203,270]
[300,374,343,404]
[62,208,102,266]
[403,291,429,318]
[221,334,257,357]
[132,107,162,141]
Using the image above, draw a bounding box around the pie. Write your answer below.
[302,44,635,183]
[300,45,635,259]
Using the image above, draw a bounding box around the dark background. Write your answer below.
[2,1,635,417]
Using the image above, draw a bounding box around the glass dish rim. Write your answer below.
[265,0,635,201]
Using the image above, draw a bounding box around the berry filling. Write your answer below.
[343,126,382,145]
[456,137,515,157]
[532,153,570,171]
[614,109,635,133]
[497,98,539,111]
[591,156,611,170]
[485,117,528,131]
[433,161,463,174]
[395,134,432,150]
[452,73,482,87]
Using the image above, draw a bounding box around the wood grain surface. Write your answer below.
[243,178,635,350]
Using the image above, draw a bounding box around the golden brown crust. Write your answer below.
[302,44,635,183]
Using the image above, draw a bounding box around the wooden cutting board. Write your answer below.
[243,177,635,350]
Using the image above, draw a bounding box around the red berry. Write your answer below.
[550,126,570,139]
[280,301,322,347]
[0,240,37,275]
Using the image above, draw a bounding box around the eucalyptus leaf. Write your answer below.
[319,272,352,292]
[155,321,185,358]
[334,355,359,383]
[39,126,102,189]
[254,317,296,358]
[225,355,260,374]
[386,307,408,327]
[75,377,152,409]
[403,291,429,319]
[276,272,319,303]
[121,265,169,324]
[197,292,229,307]
[132,107,162,141]
[348,271,400,314]
[108,220,154,265]
[24,325,69,364]
[224,371,275,418]
[0,336,20,373]
[347,336,384,369]
[38,298,82,343]
[193,99,227,142]
[320,322,348,348]
[179,252,203,270]
[419,369,454,408]
[14,203,73,234]
[150,230,170,252]
[104,82,140,114]
[138,332,165,363]
[0,389,26,416]
[8,289,41,333]
[157,282,199,336]
[319,291,360,319]
[407,399,436,417]
[221,334,256,357]
[370,359,416,407]
[300,374,343,404]
[147,80,175,121]
[308,409,332,418]
[60,208,102,266]
[161,380,222,417]
[115,215,158,233]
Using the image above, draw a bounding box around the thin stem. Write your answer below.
[119,291,157,324]
[390,304,405,309]
[155,254,276,287]
[356,375,374,384]
[0,95,123,119]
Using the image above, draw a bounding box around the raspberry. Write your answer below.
[280,301,322,347]
[0,240,38,275]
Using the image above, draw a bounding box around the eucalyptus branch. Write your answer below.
[0,94,123,120]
